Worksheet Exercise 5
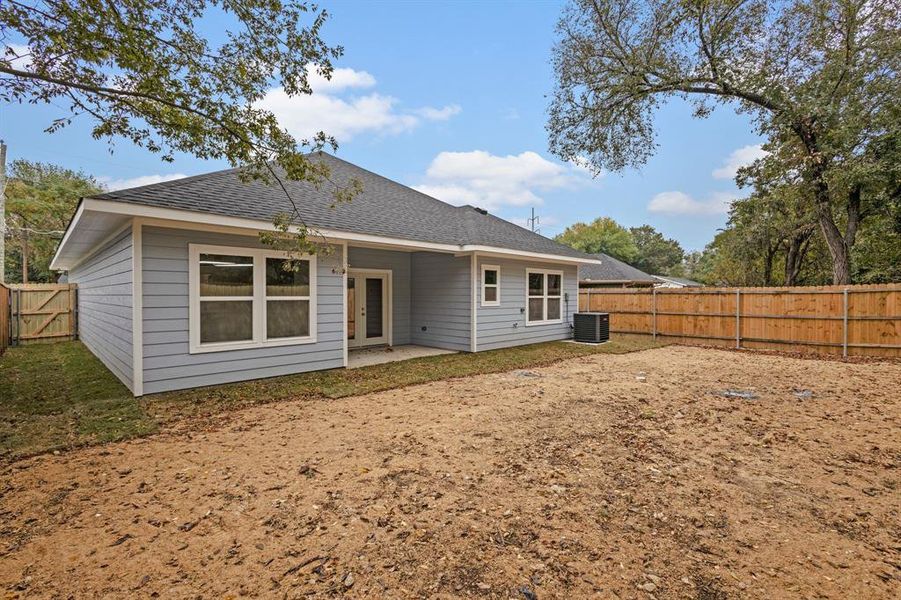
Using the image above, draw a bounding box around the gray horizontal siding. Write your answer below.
[476,257,577,351]
[68,225,134,391]
[410,252,471,352]
[141,226,344,394]
[348,246,411,345]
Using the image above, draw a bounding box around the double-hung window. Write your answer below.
[481,264,500,306]
[189,244,317,353]
[526,268,563,325]
[265,257,312,340]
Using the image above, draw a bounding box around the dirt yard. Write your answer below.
[1,346,899,599]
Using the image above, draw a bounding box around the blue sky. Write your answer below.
[1,0,766,251]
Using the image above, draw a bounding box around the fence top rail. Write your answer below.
[6,283,75,290]
[581,284,901,295]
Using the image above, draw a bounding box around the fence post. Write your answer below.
[652,288,657,340]
[14,288,20,346]
[735,288,741,349]
[842,288,849,358]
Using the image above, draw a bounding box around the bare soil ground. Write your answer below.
[1,346,899,599]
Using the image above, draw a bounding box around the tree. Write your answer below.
[1,0,357,256]
[4,161,103,282]
[628,225,684,275]
[548,0,899,283]
[688,192,833,287]
[555,217,639,263]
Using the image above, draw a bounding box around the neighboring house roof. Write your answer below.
[579,253,655,284]
[652,275,703,287]
[89,153,590,260]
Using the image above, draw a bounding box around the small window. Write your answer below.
[481,264,500,306]
[189,244,317,353]
[526,268,564,325]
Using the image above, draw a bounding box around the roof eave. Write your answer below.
[53,198,602,269]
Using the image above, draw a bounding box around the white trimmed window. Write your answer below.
[481,264,500,306]
[526,268,563,325]
[189,244,317,353]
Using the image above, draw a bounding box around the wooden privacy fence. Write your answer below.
[579,284,901,358]
[0,284,9,355]
[7,283,78,346]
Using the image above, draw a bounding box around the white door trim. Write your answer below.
[347,268,393,348]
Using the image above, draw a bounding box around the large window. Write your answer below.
[189,244,317,353]
[526,268,563,325]
[481,264,500,306]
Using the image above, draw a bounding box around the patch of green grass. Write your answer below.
[1,335,663,459]
[0,342,157,459]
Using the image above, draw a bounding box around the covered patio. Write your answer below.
[345,245,473,357]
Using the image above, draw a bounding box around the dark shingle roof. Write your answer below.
[93,153,590,259]
[579,253,655,283]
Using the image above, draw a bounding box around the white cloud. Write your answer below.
[712,144,768,180]
[306,65,376,92]
[3,44,32,69]
[647,190,734,216]
[413,150,586,211]
[100,173,188,191]
[414,105,461,121]
[258,66,459,143]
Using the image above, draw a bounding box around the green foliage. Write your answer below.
[555,217,639,263]
[852,209,901,283]
[1,0,358,257]
[628,225,685,276]
[549,0,900,283]
[4,161,103,282]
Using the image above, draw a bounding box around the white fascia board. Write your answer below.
[49,200,86,270]
[56,198,602,268]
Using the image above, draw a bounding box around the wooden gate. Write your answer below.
[9,283,78,345]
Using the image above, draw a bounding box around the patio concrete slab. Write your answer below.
[347,344,457,368]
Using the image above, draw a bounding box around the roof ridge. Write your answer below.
[319,153,464,212]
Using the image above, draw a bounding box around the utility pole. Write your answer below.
[527,207,540,234]
[0,140,6,284]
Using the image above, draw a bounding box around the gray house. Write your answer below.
[651,275,704,288]
[51,154,599,396]
[579,253,656,288]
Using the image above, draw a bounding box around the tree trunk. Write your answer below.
[817,212,850,284]
[845,183,862,247]
[797,123,853,285]
[763,246,777,286]
[784,227,813,286]
[810,172,852,285]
